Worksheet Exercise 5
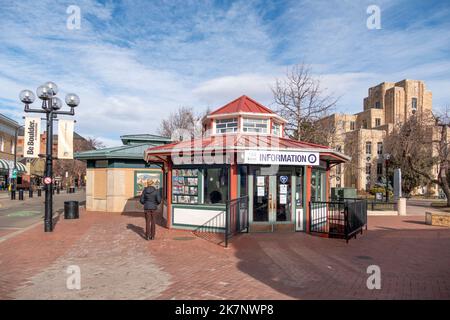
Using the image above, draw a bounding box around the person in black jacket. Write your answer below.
[139,181,161,240]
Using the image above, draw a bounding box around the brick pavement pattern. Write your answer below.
[0,210,449,299]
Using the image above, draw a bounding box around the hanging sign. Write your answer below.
[244,150,319,166]
[57,119,74,159]
[279,184,287,194]
[24,117,41,158]
[279,194,287,204]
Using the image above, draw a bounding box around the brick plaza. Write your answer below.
[0,210,449,300]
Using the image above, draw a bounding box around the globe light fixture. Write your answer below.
[36,85,51,100]
[65,93,80,107]
[51,97,62,110]
[19,81,79,232]
[19,89,35,104]
[44,81,58,96]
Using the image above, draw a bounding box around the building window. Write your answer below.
[0,136,3,152]
[366,163,371,175]
[375,101,381,109]
[272,122,281,136]
[362,120,368,129]
[311,170,326,201]
[336,145,342,152]
[375,118,381,127]
[377,142,383,155]
[215,118,238,134]
[366,142,372,155]
[243,118,268,133]
[336,164,342,174]
[412,98,417,111]
[377,163,383,175]
[11,139,15,154]
[204,167,228,204]
[350,121,355,131]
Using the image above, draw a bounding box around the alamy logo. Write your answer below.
[66,5,81,30]
[66,265,81,290]
[366,5,381,30]
[366,265,381,290]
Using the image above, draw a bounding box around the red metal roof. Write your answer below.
[144,134,346,155]
[209,95,275,115]
[144,134,349,163]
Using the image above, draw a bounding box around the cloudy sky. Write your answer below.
[0,0,449,146]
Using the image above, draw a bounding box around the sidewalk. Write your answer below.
[0,210,449,299]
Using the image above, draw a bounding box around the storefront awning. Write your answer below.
[0,159,27,173]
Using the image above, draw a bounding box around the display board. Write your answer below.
[172,169,199,204]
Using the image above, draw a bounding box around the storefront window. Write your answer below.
[311,170,326,201]
[204,167,228,204]
[172,169,199,204]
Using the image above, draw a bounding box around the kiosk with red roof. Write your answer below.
[145,96,350,235]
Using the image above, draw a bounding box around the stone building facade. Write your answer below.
[318,79,433,193]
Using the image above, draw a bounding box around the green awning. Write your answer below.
[0,159,8,172]
[0,160,27,173]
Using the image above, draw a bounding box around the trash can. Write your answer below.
[64,201,79,219]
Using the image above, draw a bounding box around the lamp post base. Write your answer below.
[44,221,53,232]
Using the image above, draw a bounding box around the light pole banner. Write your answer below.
[24,116,41,158]
[58,119,74,159]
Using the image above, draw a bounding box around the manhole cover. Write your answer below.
[355,255,373,260]
[6,210,41,217]
[173,236,196,241]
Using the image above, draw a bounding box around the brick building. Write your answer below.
[318,79,434,193]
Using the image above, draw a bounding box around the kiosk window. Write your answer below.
[204,167,228,204]
[172,169,199,204]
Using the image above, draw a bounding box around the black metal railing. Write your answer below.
[192,209,227,246]
[310,199,367,242]
[334,197,396,211]
[193,195,249,247]
[225,195,249,247]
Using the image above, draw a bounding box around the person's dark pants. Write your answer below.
[144,210,156,239]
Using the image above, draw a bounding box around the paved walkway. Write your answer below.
[0,190,85,240]
[0,210,449,299]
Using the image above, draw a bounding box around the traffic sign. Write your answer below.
[44,177,52,185]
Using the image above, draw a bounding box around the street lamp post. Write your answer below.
[383,153,391,203]
[19,82,79,232]
[11,124,24,200]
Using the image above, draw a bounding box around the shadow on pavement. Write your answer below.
[126,223,147,240]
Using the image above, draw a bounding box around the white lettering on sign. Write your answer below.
[24,117,41,158]
[244,150,320,166]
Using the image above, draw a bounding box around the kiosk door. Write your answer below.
[253,173,292,223]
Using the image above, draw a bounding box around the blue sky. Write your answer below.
[0,0,449,146]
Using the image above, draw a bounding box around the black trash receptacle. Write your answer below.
[64,201,79,219]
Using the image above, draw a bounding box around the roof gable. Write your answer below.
[209,95,275,116]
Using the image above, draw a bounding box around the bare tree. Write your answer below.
[384,109,450,204]
[158,106,206,141]
[53,136,98,187]
[84,137,105,150]
[272,63,338,144]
